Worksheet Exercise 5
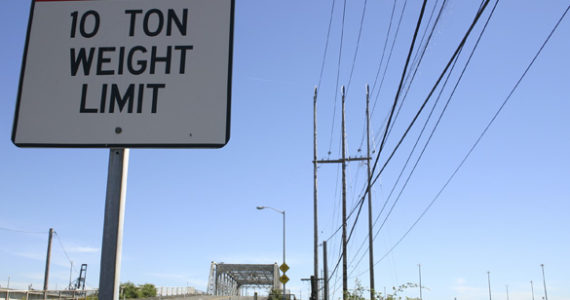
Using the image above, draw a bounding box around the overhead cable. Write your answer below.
[370,0,408,116]
[357,0,397,151]
[370,0,492,189]
[325,0,429,284]
[388,0,448,137]
[0,226,44,234]
[371,0,499,247]
[317,0,337,89]
[349,49,462,276]
[346,0,370,94]
[371,0,428,178]
[54,232,74,265]
[340,0,492,276]
[328,0,349,155]
[366,1,569,272]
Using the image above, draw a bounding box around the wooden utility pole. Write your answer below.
[341,86,348,300]
[314,86,369,300]
[313,87,319,300]
[365,84,375,300]
[43,228,54,291]
[323,241,329,300]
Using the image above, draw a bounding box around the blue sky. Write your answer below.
[1,1,569,300]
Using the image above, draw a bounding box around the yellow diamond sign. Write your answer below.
[280,263,290,273]
[279,274,289,284]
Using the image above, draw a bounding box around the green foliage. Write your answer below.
[268,288,283,300]
[119,282,157,299]
[391,282,418,298]
[372,282,423,300]
[139,283,157,298]
[310,279,425,300]
[345,279,366,300]
[121,282,139,298]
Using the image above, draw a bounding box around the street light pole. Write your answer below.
[487,271,492,300]
[540,264,548,300]
[257,206,286,300]
[418,264,422,300]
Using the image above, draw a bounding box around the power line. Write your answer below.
[54,232,74,266]
[365,1,569,272]
[370,0,492,190]
[370,0,447,149]
[325,0,429,285]
[370,0,408,116]
[325,166,377,242]
[328,0,496,289]
[356,0,397,152]
[369,0,429,205]
[350,2,492,273]
[408,0,444,81]
[372,50,462,245]
[338,0,492,278]
[371,0,498,247]
[362,0,439,155]
[317,0,337,89]
[345,0,369,94]
[369,0,396,95]
[389,0,448,138]
[0,226,44,234]
[349,49,462,277]
[328,0,348,155]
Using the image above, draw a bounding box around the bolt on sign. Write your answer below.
[13,0,234,148]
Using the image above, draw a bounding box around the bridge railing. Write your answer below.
[156,286,205,297]
[0,288,98,300]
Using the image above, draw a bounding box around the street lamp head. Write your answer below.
[256,206,265,210]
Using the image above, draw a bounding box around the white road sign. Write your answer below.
[13,0,234,148]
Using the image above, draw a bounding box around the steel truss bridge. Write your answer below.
[207,262,281,296]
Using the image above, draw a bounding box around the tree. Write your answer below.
[345,279,366,300]
[121,282,139,298]
[327,280,425,300]
[139,283,157,298]
[378,282,421,300]
[268,288,283,300]
[119,282,157,299]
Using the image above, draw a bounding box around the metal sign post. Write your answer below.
[99,149,129,300]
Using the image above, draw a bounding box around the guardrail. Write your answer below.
[155,287,205,297]
[0,289,98,300]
